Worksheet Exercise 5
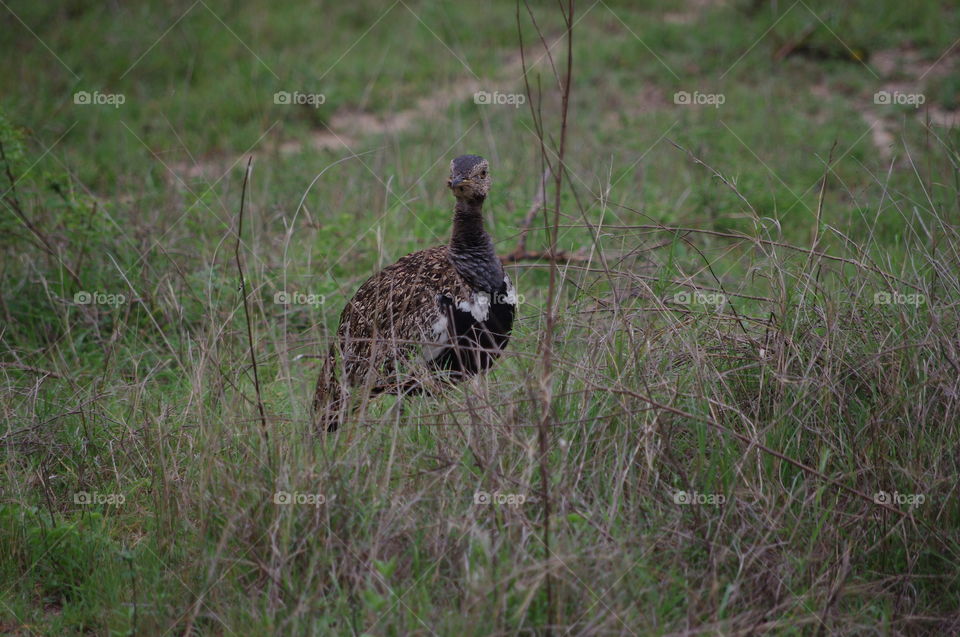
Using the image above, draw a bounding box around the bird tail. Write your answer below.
[313,344,345,431]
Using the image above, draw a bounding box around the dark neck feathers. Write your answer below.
[449,196,504,292]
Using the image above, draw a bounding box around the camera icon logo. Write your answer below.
[473,490,491,505]
[74,291,93,304]
[74,491,92,504]
[873,491,890,505]
[673,91,691,105]
[74,91,91,105]
[873,292,891,304]
[274,491,292,504]
[673,490,690,504]
[473,91,492,105]
[274,291,290,305]
[674,291,692,304]
[274,91,291,105]
[873,91,891,105]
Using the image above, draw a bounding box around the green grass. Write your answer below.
[2,0,960,634]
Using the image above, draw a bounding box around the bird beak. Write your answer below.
[449,176,464,189]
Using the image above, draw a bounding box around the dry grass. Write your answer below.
[2,0,960,634]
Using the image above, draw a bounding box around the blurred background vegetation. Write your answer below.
[2,0,959,634]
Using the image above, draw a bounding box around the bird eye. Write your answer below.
[480,170,487,178]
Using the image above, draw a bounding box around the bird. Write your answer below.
[314,154,517,431]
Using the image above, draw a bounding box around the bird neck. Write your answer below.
[449,196,503,292]
[451,197,487,247]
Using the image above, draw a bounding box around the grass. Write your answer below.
[2,0,960,634]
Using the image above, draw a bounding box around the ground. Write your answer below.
[1,0,959,634]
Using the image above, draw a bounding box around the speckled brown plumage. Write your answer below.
[314,154,517,431]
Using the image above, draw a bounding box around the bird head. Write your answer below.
[447,154,491,201]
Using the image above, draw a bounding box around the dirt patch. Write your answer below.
[858,44,959,159]
[872,44,956,80]
[277,38,561,156]
[166,37,565,182]
[864,112,896,159]
[925,106,960,128]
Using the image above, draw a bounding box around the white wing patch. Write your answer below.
[423,313,450,362]
[503,275,518,305]
[424,276,514,363]
[457,291,491,322]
